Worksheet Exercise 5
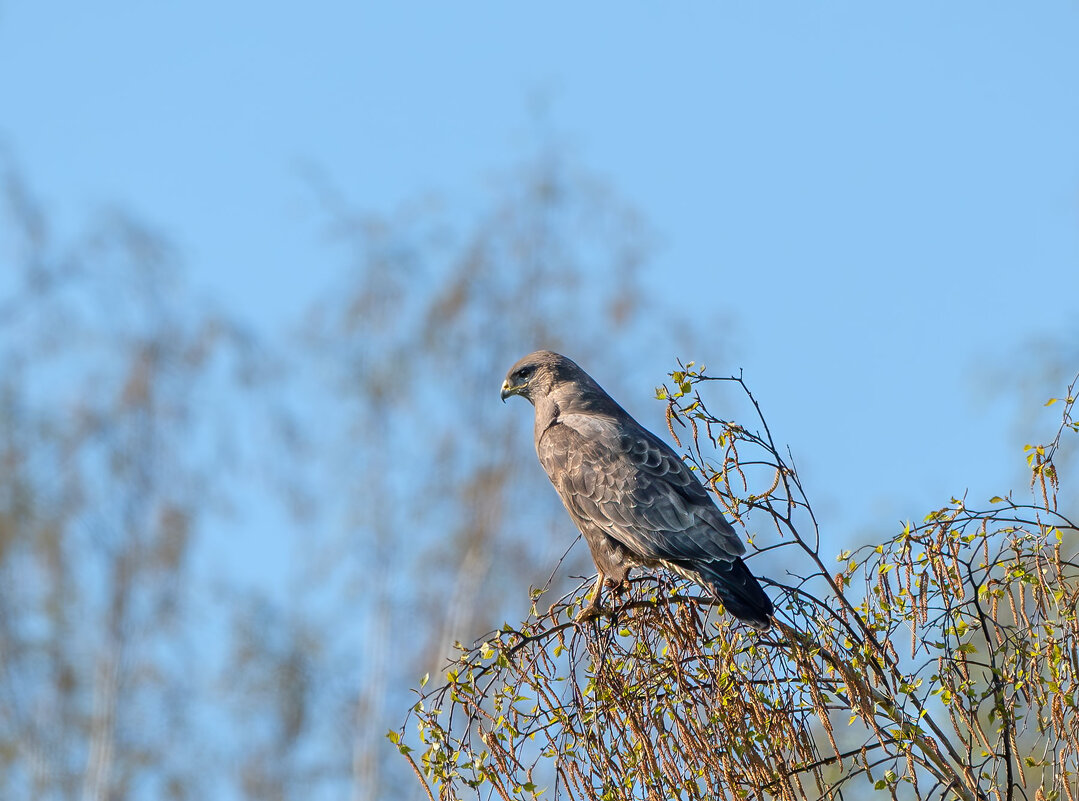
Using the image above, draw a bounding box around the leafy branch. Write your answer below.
[395,366,1079,801]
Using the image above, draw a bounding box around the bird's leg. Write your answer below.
[575,572,606,622]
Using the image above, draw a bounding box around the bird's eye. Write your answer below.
[515,366,534,381]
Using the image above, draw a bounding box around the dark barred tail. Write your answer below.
[678,557,774,631]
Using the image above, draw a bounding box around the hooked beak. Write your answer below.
[500,379,523,403]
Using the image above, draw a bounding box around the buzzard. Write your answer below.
[501,350,774,630]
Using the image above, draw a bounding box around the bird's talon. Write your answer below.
[575,605,602,623]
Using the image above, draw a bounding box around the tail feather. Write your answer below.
[673,557,774,631]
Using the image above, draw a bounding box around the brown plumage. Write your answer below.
[501,350,773,630]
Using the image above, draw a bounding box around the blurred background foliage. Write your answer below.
[0,148,700,800]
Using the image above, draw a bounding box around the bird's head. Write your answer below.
[501,351,618,416]
[500,350,578,405]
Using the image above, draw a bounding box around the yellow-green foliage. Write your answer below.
[396,369,1079,801]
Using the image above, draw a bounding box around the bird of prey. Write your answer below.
[501,350,774,631]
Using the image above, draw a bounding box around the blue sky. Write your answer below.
[2,2,1077,561]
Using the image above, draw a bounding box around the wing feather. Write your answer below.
[537,413,746,565]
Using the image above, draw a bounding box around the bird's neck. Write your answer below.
[533,394,561,441]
